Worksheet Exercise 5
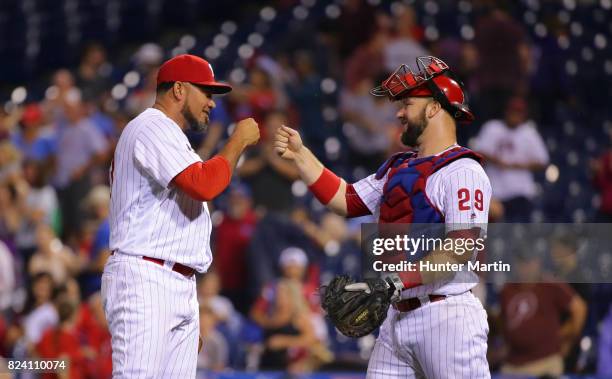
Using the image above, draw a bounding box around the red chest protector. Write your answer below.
[375,147,483,224]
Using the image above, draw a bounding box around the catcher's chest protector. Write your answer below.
[375,147,483,224]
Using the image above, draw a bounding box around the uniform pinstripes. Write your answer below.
[357,147,491,378]
[102,254,198,378]
[105,108,209,378]
[109,108,212,271]
[367,294,489,378]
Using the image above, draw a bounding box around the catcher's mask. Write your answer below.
[371,56,475,124]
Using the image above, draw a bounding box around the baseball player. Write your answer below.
[101,54,259,378]
[274,56,492,378]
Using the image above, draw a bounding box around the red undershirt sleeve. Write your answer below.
[171,155,231,201]
[346,184,371,218]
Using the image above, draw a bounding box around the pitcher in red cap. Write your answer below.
[274,56,493,378]
[102,54,259,378]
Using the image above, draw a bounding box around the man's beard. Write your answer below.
[400,108,428,147]
[182,104,208,132]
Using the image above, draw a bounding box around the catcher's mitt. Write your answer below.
[320,275,401,338]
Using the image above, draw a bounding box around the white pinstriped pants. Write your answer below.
[101,252,199,379]
[367,291,490,379]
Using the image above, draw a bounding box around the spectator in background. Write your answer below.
[383,5,428,73]
[0,240,15,311]
[197,272,240,333]
[44,69,80,120]
[37,294,88,379]
[232,68,281,125]
[83,94,118,145]
[499,252,587,376]
[10,103,56,162]
[126,43,163,117]
[78,185,111,298]
[0,106,21,138]
[53,98,108,242]
[472,97,548,222]
[213,183,257,313]
[0,314,7,356]
[29,224,83,284]
[132,43,163,74]
[245,211,312,302]
[237,111,299,213]
[474,6,531,120]
[549,234,590,300]
[126,68,159,117]
[197,305,229,371]
[340,74,396,173]
[14,159,60,269]
[0,140,22,184]
[252,57,290,111]
[76,42,111,101]
[549,233,591,373]
[17,272,58,355]
[285,51,327,157]
[292,210,357,259]
[336,0,377,59]
[76,292,112,379]
[344,29,388,92]
[598,297,612,378]
[591,134,612,222]
[0,181,22,246]
[251,247,331,373]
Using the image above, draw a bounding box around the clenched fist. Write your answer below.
[232,118,260,147]
[273,125,303,160]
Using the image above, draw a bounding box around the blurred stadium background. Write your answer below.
[1,0,612,378]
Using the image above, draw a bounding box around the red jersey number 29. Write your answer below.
[458,188,483,211]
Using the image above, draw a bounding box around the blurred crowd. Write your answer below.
[1,0,612,378]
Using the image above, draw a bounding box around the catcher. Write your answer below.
[274,56,492,378]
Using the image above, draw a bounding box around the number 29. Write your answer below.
[458,188,483,211]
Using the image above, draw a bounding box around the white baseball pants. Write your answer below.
[102,252,199,379]
[367,291,490,379]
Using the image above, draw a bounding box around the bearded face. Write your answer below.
[181,101,208,133]
[399,102,429,147]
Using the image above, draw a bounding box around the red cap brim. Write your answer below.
[193,81,232,95]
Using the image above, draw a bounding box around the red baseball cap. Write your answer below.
[156,54,232,94]
[21,103,43,127]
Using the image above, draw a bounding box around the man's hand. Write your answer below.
[274,125,303,160]
[232,118,260,147]
[345,276,404,303]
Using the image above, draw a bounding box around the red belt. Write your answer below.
[392,294,447,312]
[111,252,196,277]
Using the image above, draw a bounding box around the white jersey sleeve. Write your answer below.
[427,158,491,229]
[352,171,388,215]
[133,118,202,188]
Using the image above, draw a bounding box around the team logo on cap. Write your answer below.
[208,63,214,77]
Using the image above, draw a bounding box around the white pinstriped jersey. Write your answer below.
[109,108,212,272]
[353,147,492,297]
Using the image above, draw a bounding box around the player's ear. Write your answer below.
[172,82,186,101]
[426,100,442,119]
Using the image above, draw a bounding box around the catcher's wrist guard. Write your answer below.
[308,168,340,204]
[384,274,405,303]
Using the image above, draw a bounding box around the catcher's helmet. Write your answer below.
[371,56,474,124]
